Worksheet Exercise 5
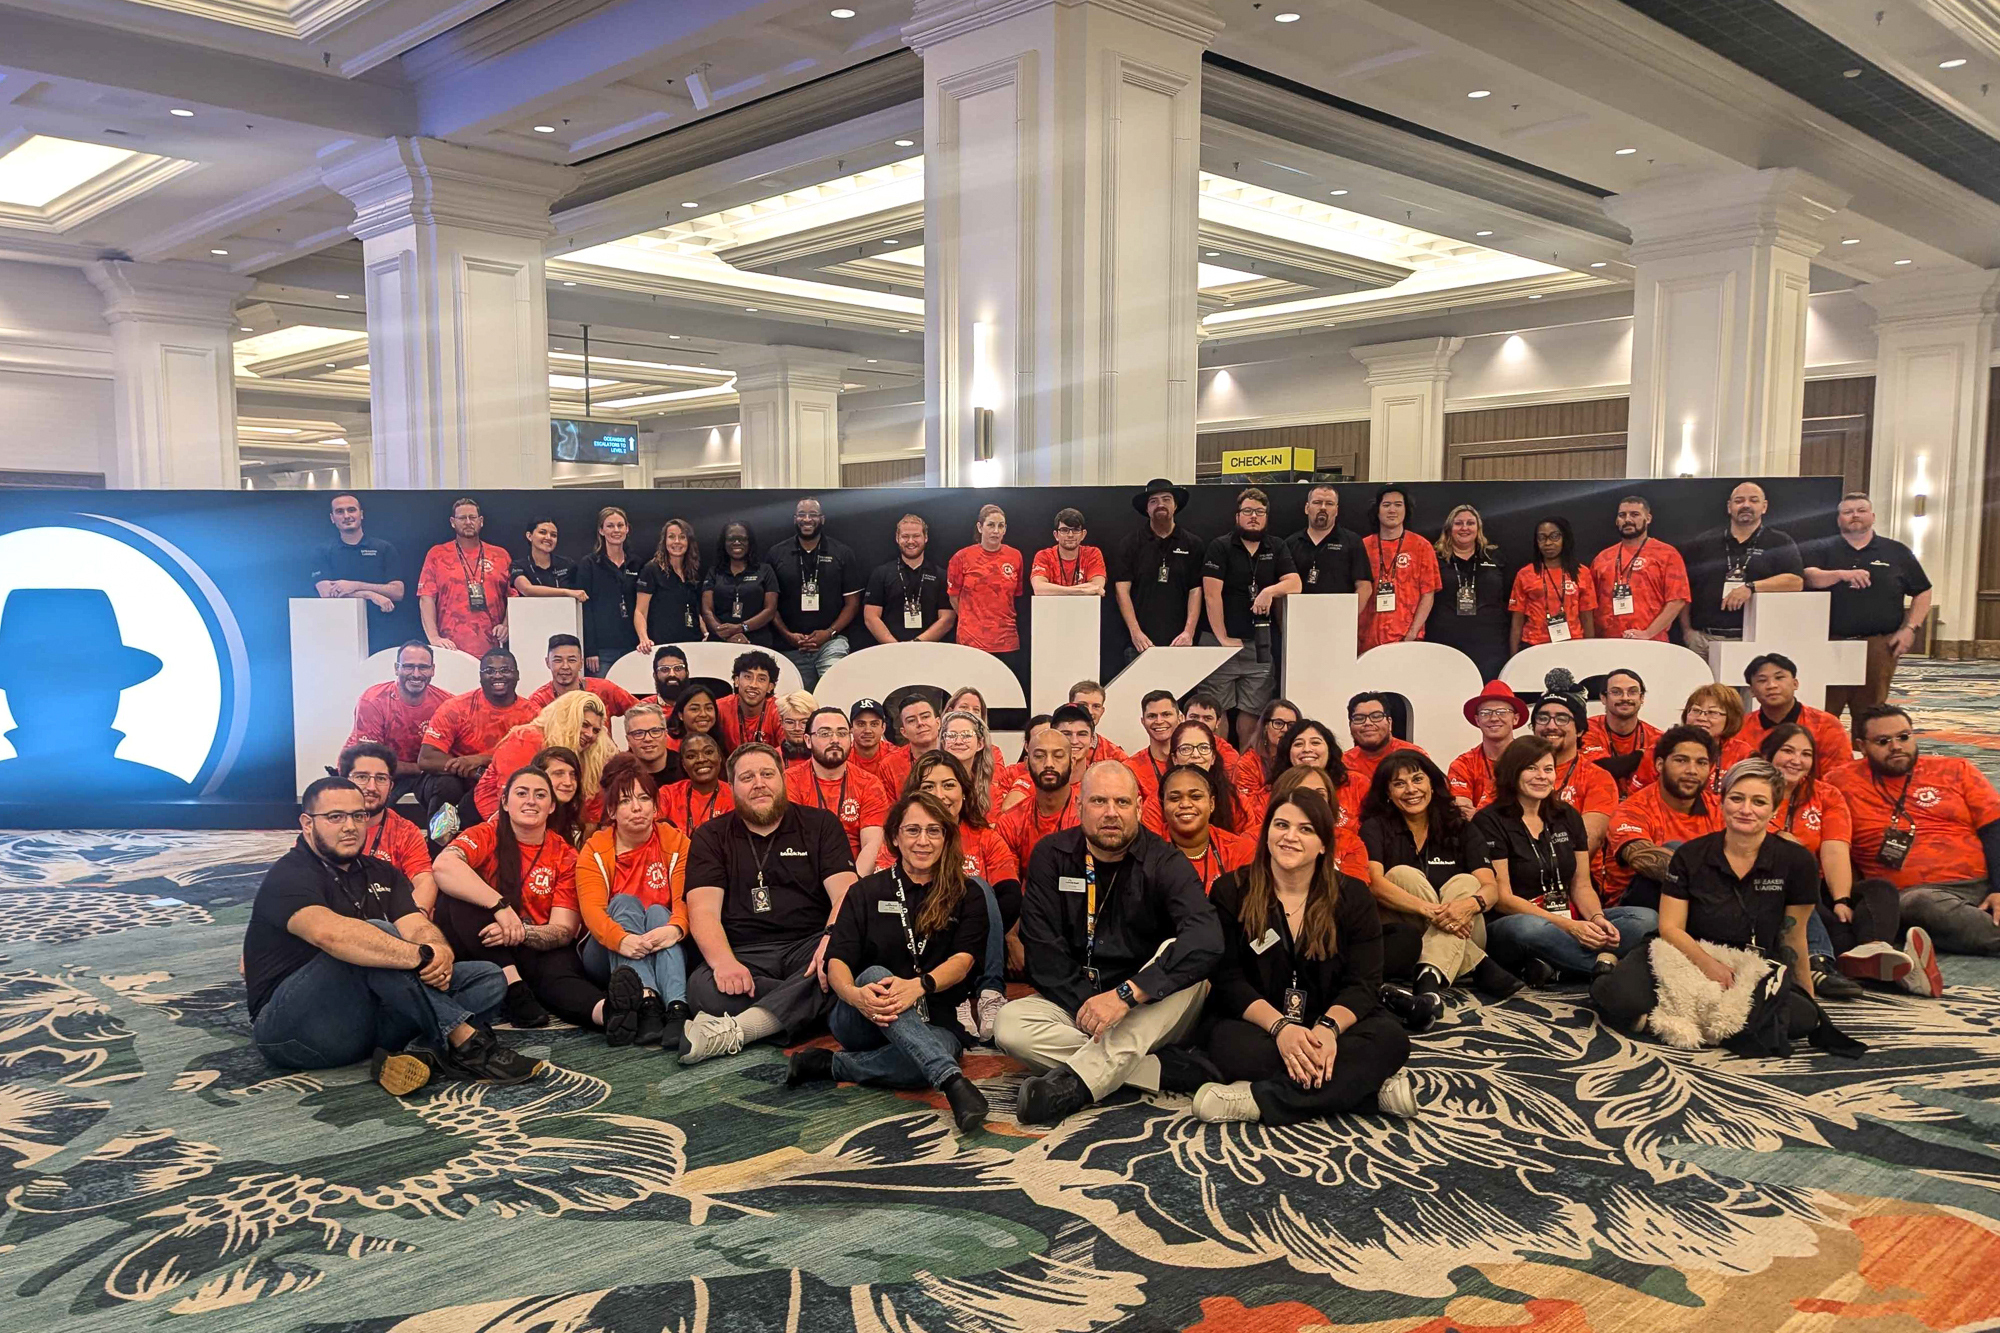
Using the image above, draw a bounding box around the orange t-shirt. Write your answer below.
[960,824,1020,883]
[421,689,538,758]
[417,540,512,649]
[996,793,1079,869]
[716,695,784,750]
[1359,533,1442,650]
[785,762,890,859]
[474,723,548,819]
[360,810,432,884]
[347,680,452,764]
[1343,738,1425,796]
[852,742,911,798]
[658,781,734,835]
[1589,538,1690,640]
[1737,703,1853,777]
[1447,745,1502,811]
[946,544,1027,651]
[1179,826,1257,893]
[1031,545,1107,589]
[1584,717,1662,798]
[1508,562,1598,645]
[1828,755,2000,888]
[1604,783,1722,903]
[524,677,639,717]
[448,817,578,924]
[1770,784,1852,858]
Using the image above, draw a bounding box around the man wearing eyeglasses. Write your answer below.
[1031,508,1108,596]
[785,706,888,875]
[1200,487,1303,751]
[621,701,684,786]
[1344,691,1426,793]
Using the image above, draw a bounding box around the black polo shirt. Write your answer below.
[243,838,417,1017]
[1799,533,1931,639]
[707,561,780,647]
[573,552,642,662]
[1683,524,1804,635]
[1472,804,1587,909]
[1425,550,1511,652]
[863,557,949,641]
[1208,868,1382,1026]
[1201,533,1298,639]
[769,534,860,636]
[1360,813,1488,890]
[1663,831,1818,952]
[1111,525,1204,646]
[515,553,575,590]
[312,533,402,650]
[637,558,704,642]
[828,868,989,1038]
[1286,525,1371,594]
[688,805,855,947]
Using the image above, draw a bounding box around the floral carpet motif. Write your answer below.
[2,665,1999,1331]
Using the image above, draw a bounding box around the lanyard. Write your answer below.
[1555,756,1581,799]
[1375,533,1406,587]
[1044,790,1076,831]
[809,768,849,818]
[889,867,931,1020]
[685,785,721,829]
[362,817,391,861]
[1601,723,1644,758]
[1871,771,1915,831]
[1056,550,1083,585]
[1539,565,1569,618]
[508,833,550,913]
[453,541,485,586]
[1725,531,1756,580]
[797,545,820,592]
[1452,555,1481,598]
[897,561,926,600]
[1084,855,1105,978]
[1614,537,1649,589]
[1524,817,1562,900]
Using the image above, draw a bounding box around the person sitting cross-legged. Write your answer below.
[576,753,696,1050]
[244,776,541,1095]
[787,791,992,1132]
[997,761,1223,1126]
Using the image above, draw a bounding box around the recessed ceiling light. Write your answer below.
[1274,11,1300,21]
[866,358,878,363]
[830,6,855,16]
[210,247,228,255]
[881,238,899,245]
[169,108,194,117]
[334,293,349,299]
[1528,293,1543,299]
[1841,236,1860,244]
[745,306,758,311]
[1940,58,1968,69]
[681,201,700,209]
[562,280,576,286]
[894,139,914,147]
[533,125,556,134]
[239,326,253,332]
[668,334,681,339]
[1589,261,1607,268]
[1204,250,1220,256]
[1843,68,1863,78]
[1894,258,1913,265]
[1474,230,1493,237]
[1329,188,1348,196]
[898,327,911,333]
[1615,147,1637,155]
[324,362,336,368]
[1467,90,1491,99]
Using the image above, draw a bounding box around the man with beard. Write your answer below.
[1605,725,1722,910]
[998,762,1222,1125]
[786,707,888,875]
[1529,679,1617,860]
[1343,691,1425,792]
[847,698,910,795]
[678,744,860,1062]
[1200,487,1302,751]
[863,514,955,644]
[339,743,436,914]
[416,648,536,834]
[770,497,861,689]
[417,497,511,653]
[1804,492,1933,740]
[1830,705,2000,956]
[1588,495,1689,642]
[524,633,638,715]
[1286,484,1371,599]
[1679,481,1805,660]
[243,776,539,1095]
[1584,668,1663,797]
[344,640,449,808]
[997,724,1080,867]
[1113,478,1203,660]
[645,646,688,712]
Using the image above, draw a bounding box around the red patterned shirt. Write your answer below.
[417,540,512,650]
[346,680,451,764]
[947,544,1027,652]
[448,817,578,924]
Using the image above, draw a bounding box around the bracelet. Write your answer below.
[1267,1015,1297,1037]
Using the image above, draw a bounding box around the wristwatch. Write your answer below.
[919,972,938,996]
[1115,980,1142,1006]
[412,943,435,974]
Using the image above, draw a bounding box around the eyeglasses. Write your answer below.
[1350,711,1390,725]
[1175,743,1215,757]
[1475,707,1517,721]
[1685,707,1728,721]
[627,726,668,741]
[1237,506,1267,517]
[1055,525,1083,535]
[899,824,946,841]
[309,810,369,827]
[810,727,851,740]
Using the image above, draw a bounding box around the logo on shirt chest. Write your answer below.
[1395,552,1411,569]
[526,866,555,900]
[1628,556,1648,571]
[1000,562,1016,578]
[962,853,982,874]
[1800,808,1822,831]
[1914,787,1942,807]
[645,863,666,893]
[779,847,808,858]
[840,798,860,821]
[1752,876,1785,894]
[368,880,391,898]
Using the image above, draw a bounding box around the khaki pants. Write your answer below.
[995,941,1208,1100]
[1825,634,1901,740]
[1385,865,1487,981]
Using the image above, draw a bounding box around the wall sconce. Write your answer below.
[1909,454,1932,557]
[1674,418,1700,478]
[969,320,1000,486]
[974,407,995,463]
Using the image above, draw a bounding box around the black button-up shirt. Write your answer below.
[244,838,416,1017]
[1201,533,1298,640]
[1019,825,1221,1015]
[1664,831,1818,952]
[1799,533,1931,639]
[1683,524,1803,634]
[1207,867,1382,1027]
[688,805,856,947]
[864,557,949,641]
[1286,525,1371,594]
[769,534,859,635]
[1111,525,1204,646]
[575,551,643,660]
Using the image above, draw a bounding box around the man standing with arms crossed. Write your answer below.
[771,497,861,689]
[1588,496,1689,642]
[1113,478,1204,661]
[1201,487,1302,752]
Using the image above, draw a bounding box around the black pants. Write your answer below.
[416,772,468,821]
[687,933,833,1041]
[1818,877,1902,954]
[1202,1011,1410,1125]
[435,895,604,1028]
[1593,945,1819,1041]
[1375,917,1426,981]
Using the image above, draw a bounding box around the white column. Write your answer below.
[908,0,1218,489]
[321,138,574,490]
[1605,167,1848,480]
[732,346,849,489]
[84,260,252,488]
[1351,336,1462,481]
[331,411,374,489]
[1859,269,2000,651]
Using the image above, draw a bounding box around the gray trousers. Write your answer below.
[687,933,834,1040]
[1900,880,2000,956]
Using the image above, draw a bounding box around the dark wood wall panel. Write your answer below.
[841,457,926,487]
[1197,420,1369,481]
[1459,444,1628,481]
[1976,368,2000,641]
[1801,375,1874,494]
[1445,397,1628,481]
[655,473,740,490]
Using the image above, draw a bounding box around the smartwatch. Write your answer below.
[1115,980,1141,1006]
[412,943,435,974]
[919,972,938,996]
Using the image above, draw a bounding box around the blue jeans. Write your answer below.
[828,965,963,1089]
[1806,908,1836,961]
[786,634,851,690]
[578,895,688,1002]
[1487,905,1657,977]
[252,920,505,1070]
[977,878,1005,997]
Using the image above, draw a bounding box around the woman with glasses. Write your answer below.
[909,751,1019,1039]
[576,754,694,1050]
[1427,503,1511,684]
[1168,719,1247,832]
[1159,763,1256,892]
[1509,515,1597,654]
[1682,683,1752,796]
[658,732,733,834]
[703,522,780,647]
[1231,698,1300,822]
[789,791,992,1133]
[938,709,1005,821]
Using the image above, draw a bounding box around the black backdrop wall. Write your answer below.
[0,476,1843,828]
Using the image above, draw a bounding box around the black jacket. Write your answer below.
[1207,869,1382,1026]
[1020,825,1221,1015]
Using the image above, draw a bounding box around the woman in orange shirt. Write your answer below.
[1508,516,1597,652]
[658,732,734,834]
[1159,764,1255,892]
[1232,698,1300,818]
[577,754,694,1049]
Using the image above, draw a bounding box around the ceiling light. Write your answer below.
[239,326,252,332]
[1329,189,1348,196]
[744,306,758,311]
[1528,293,1543,299]
[334,293,349,299]
[1474,230,1493,237]
[668,334,681,339]
[1467,90,1491,99]
[1843,68,1863,78]
[1615,147,1637,155]
[866,358,878,363]
[169,108,194,117]
[894,139,914,147]
[0,134,138,207]
[681,201,700,208]
[1841,236,1860,244]
[562,280,576,286]
[1589,261,1607,268]
[210,247,228,255]
[830,6,855,15]
[1274,11,1300,21]
[533,125,556,134]
[1894,258,1913,265]
[1204,250,1220,256]
[324,362,336,368]
[1940,58,1968,69]
[881,239,899,245]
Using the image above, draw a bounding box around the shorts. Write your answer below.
[1197,634,1274,713]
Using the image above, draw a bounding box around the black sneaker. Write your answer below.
[604,967,645,1046]
[658,1000,692,1053]
[504,979,552,1028]
[1414,963,1451,996]
[940,1073,989,1132]
[1378,983,1443,1033]
[1016,1065,1093,1126]
[634,995,668,1047]
[1519,958,1557,989]
[786,1046,836,1087]
[1154,1043,1226,1094]
[444,1029,544,1084]
[1472,957,1525,1001]
[371,1045,438,1097]
[1812,955,1864,1001]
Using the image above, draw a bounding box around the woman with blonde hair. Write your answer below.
[473,689,616,822]
[1427,502,1510,682]
[938,708,1002,819]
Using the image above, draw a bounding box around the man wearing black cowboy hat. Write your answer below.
[1111,478,1203,662]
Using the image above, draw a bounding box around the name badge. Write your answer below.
[750,882,774,914]
[1456,582,1477,616]
[1058,875,1087,894]
[800,591,821,613]
[1282,986,1307,1019]
[1547,615,1572,644]
[1156,563,1170,584]
[1878,826,1913,869]
[877,899,904,914]
[1305,565,1319,587]
[1722,578,1745,604]
[1250,927,1280,954]
[466,581,487,612]
[1611,584,1635,616]
[903,605,924,631]
[1375,588,1396,613]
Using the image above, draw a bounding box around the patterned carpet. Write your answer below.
[5,665,2000,1332]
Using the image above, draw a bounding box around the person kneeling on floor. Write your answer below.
[1190,788,1419,1124]
[788,791,991,1132]
[998,761,1222,1125]
[1592,758,1863,1057]
[576,753,696,1051]
[244,776,541,1095]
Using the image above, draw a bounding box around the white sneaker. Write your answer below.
[976,990,1006,1042]
[676,1012,745,1065]
[1191,1080,1261,1123]
[1837,940,1912,984]
[1901,926,1945,999]
[1376,1069,1421,1119]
